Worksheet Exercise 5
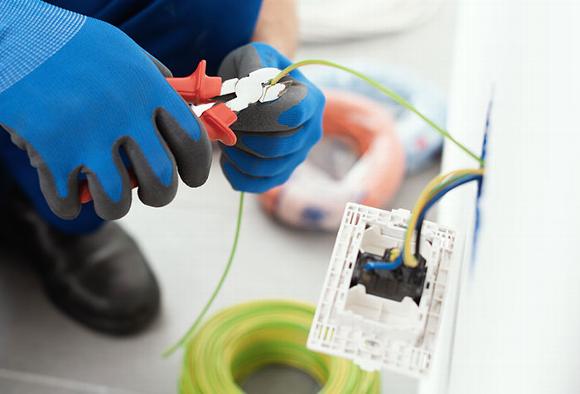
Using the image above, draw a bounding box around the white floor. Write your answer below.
[0,3,456,393]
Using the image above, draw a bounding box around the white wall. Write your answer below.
[441,1,580,393]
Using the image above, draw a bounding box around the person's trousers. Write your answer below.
[0,130,104,235]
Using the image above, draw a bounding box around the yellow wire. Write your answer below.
[402,168,485,268]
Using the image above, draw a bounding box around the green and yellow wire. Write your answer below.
[272,60,484,166]
[164,192,245,357]
[180,300,380,393]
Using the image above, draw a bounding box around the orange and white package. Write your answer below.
[260,90,405,231]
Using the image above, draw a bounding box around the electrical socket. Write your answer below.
[307,203,455,377]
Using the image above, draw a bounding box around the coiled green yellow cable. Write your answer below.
[179,300,380,394]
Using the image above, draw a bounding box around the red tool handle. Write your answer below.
[166,60,238,146]
[166,60,221,104]
[79,60,238,205]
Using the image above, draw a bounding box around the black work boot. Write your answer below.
[0,189,160,335]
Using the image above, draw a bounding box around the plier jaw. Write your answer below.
[210,67,287,113]
[166,61,287,146]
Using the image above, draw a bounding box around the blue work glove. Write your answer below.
[0,0,211,220]
[217,43,325,193]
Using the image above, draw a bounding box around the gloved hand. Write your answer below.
[218,43,325,193]
[0,0,211,220]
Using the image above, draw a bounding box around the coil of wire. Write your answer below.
[180,299,380,393]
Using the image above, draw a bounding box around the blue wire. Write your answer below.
[413,173,482,257]
[417,174,483,225]
[366,174,483,272]
[364,254,403,271]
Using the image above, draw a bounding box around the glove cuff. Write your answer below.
[0,0,86,93]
